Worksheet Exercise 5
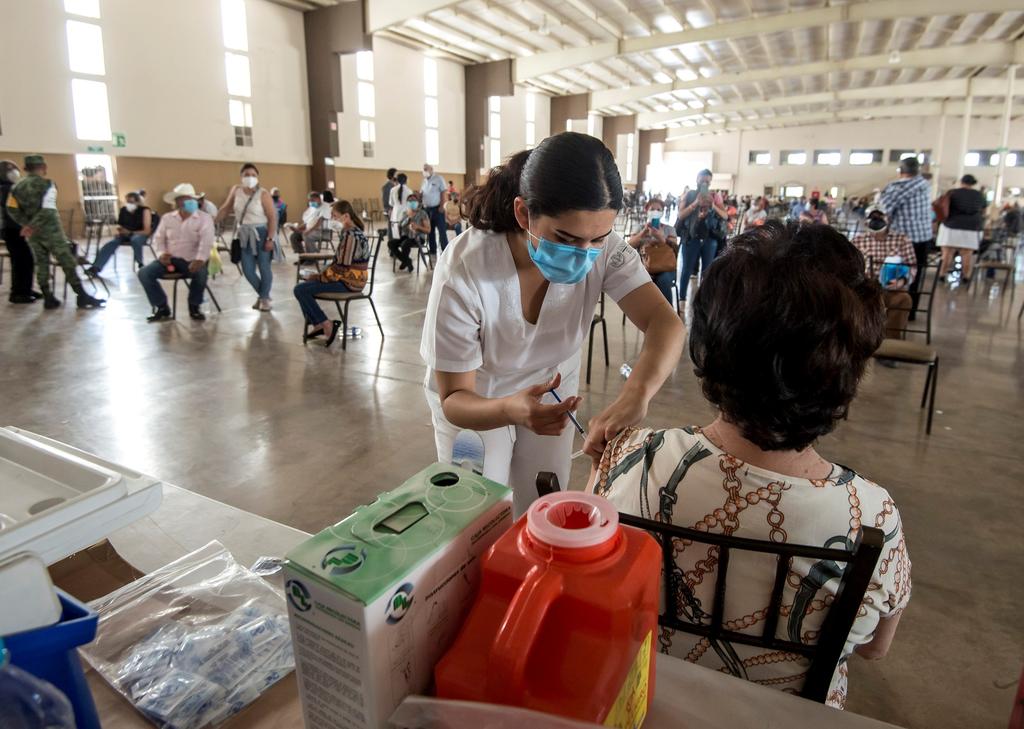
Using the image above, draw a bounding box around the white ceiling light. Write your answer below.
[654,15,683,34]
[653,71,673,84]
[888,50,901,64]
[676,68,698,81]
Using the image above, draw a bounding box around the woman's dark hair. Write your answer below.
[240,163,259,175]
[961,174,978,186]
[690,221,884,451]
[125,191,139,203]
[322,190,335,204]
[809,198,821,210]
[463,132,622,233]
[387,167,397,180]
[332,199,364,231]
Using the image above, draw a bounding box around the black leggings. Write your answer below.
[2,227,35,297]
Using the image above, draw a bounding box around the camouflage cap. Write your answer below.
[24,154,46,167]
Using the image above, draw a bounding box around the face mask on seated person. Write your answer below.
[526,223,602,285]
[125,203,138,213]
[242,175,259,189]
[309,201,320,209]
[408,200,420,211]
[182,199,199,214]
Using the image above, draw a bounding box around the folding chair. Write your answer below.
[162,272,222,320]
[535,473,885,704]
[586,293,609,385]
[973,236,1017,296]
[873,260,941,344]
[306,232,385,350]
[872,339,939,434]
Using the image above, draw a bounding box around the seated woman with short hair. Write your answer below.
[591,221,911,709]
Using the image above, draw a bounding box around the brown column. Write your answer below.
[549,94,590,136]
[303,4,370,190]
[464,60,513,185]
[600,114,636,152]
[637,128,667,194]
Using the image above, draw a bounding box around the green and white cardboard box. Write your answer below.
[283,464,513,729]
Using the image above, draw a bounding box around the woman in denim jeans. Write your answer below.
[293,200,370,348]
[216,163,278,311]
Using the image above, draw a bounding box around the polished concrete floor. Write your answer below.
[1,243,1021,728]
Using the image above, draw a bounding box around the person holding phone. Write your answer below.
[421,132,685,515]
[628,198,678,304]
[675,169,728,307]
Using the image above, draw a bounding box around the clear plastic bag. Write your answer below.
[80,541,294,729]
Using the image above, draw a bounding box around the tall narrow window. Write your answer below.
[488,96,501,167]
[66,20,105,75]
[64,0,100,18]
[71,79,111,141]
[220,0,252,146]
[64,6,110,143]
[220,0,248,51]
[424,58,439,165]
[356,51,375,158]
[525,92,536,149]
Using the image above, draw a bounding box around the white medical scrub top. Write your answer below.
[420,226,651,399]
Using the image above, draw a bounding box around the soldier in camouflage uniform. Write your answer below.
[5,155,105,309]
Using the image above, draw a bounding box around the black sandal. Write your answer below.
[303,326,324,342]
[324,320,343,348]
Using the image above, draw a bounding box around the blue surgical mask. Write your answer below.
[182,199,199,214]
[526,227,601,285]
[409,200,420,210]
[309,201,320,208]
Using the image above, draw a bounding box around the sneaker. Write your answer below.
[189,305,206,321]
[77,293,106,309]
[43,295,62,310]
[146,306,172,322]
[8,294,37,304]
[258,298,272,312]
[252,298,261,310]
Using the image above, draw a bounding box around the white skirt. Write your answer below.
[937,224,982,251]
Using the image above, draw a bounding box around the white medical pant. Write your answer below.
[427,366,580,517]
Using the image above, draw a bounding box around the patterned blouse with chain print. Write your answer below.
[592,425,911,709]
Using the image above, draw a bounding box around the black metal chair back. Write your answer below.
[364,230,383,297]
[535,473,884,704]
[868,257,942,343]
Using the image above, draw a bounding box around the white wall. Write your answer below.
[661,116,1024,197]
[497,85,551,158]
[0,0,310,164]
[336,37,465,173]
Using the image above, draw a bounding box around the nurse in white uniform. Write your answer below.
[420,132,685,515]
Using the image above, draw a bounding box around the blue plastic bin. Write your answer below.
[4,589,101,729]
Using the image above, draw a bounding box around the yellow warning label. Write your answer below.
[603,631,652,729]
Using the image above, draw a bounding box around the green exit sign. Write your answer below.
[113,132,126,148]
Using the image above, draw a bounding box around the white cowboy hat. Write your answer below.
[163,183,202,204]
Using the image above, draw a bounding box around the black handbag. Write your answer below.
[230,238,242,264]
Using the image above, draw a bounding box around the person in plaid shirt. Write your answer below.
[851,209,916,338]
[879,157,933,316]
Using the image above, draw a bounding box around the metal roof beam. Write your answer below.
[640,78,1020,127]
[663,101,1013,139]
[591,40,1024,113]
[515,0,1023,82]
[366,0,462,33]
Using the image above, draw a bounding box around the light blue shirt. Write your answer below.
[420,174,446,208]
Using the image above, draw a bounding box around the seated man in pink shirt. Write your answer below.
[138,183,214,322]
